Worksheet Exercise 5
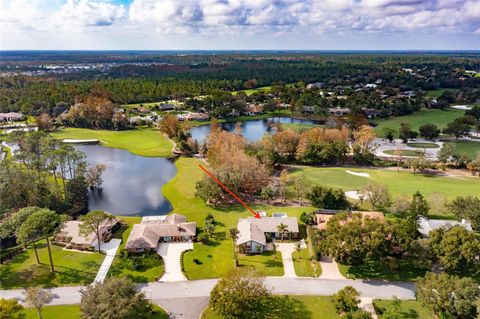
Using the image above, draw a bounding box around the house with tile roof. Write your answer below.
[125,213,196,253]
[236,214,299,254]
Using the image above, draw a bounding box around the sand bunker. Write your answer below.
[450,105,472,110]
[345,170,370,177]
[345,191,365,200]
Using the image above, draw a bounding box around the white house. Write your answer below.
[236,214,299,254]
[418,216,473,238]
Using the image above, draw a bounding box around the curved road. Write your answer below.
[1,278,415,319]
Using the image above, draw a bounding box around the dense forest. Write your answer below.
[1,52,480,114]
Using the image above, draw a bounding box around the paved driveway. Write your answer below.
[318,256,346,280]
[275,243,296,277]
[156,242,193,282]
[94,238,122,283]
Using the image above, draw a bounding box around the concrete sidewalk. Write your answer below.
[94,239,121,283]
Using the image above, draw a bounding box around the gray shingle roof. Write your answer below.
[236,217,299,246]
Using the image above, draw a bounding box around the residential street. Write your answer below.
[0,277,415,318]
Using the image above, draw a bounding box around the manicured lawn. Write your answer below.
[373,109,464,137]
[50,127,173,157]
[23,304,169,319]
[163,157,316,279]
[202,295,340,319]
[406,142,440,149]
[338,259,427,282]
[292,248,317,277]
[0,240,105,289]
[373,300,435,319]
[289,166,480,201]
[383,149,420,156]
[424,88,458,98]
[107,217,164,283]
[231,85,272,96]
[446,140,480,160]
[238,251,284,276]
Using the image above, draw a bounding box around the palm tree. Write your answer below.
[204,220,216,238]
[229,228,240,267]
[294,241,302,260]
[277,223,289,241]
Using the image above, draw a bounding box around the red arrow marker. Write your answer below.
[198,164,260,219]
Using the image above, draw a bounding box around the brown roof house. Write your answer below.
[236,213,299,254]
[55,217,120,251]
[316,210,385,230]
[125,214,196,253]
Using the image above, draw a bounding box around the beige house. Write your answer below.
[55,218,119,251]
[236,214,299,254]
[316,210,385,230]
[125,214,196,253]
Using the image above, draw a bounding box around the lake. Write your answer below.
[76,145,177,216]
[190,117,320,142]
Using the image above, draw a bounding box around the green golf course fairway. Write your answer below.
[373,109,464,137]
[289,166,480,200]
[50,127,173,157]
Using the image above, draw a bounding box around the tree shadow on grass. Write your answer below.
[249,296,312,319]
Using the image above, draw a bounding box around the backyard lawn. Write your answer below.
[373,109,464,137]
[0,240,104,289]
[50,127,173,157]
[289,166,480,201]
[292,248,317,277]
[373,300,435,319]
[202,295,340,319]
[424,88,458,99]
[446,140,480,160]
[163,157,315,279]
[23,304,169,319]
[107,216,164,283]
[231,85,273,96]
[238,251,284,276]
[338,259,427,282]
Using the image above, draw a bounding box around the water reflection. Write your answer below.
[76,145,176,216]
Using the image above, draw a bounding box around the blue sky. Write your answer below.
[1,0,479,50]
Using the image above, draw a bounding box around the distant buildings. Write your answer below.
[328,107,351,116]
[0,112,24,122]
[236,213,299,254]
[245,104,264,115]
[125,214,196,253]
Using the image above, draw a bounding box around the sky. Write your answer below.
[1,0,479,50]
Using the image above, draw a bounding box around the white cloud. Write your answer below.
[50,0,125,29]
[1,0,479,49]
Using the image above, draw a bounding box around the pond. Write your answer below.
[190,117,321,142]
[76,145,176,216]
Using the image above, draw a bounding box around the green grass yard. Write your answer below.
[202,295,340,319]
[231,86,273,96]
[383,149,420,156]
[107,217,164,283]
[373,300,434,319]
[289,166,480,201]
[50,127,173,157]
[406,142,440,149]
[0,240,105,289]
[338,259,427,282]
[446,140,480,160]
[373,109,464,137]
[163,157,316,279]
[292,248,317,277]
[23,304,169,319]
[238,251,284,276]
[424,88,458,99]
